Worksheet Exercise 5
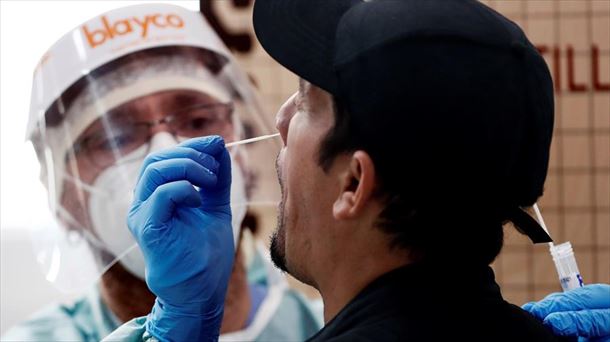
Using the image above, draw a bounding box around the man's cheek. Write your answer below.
[60,185,90,230]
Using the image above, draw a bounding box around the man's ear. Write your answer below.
[333,151,377,220]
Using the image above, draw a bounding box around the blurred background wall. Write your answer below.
[1,0,608,335]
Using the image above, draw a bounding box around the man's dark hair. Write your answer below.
[319,96,504,265]
[317,39,552,266]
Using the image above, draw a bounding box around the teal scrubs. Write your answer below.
[2,288,119,342]
[3,247,323,342]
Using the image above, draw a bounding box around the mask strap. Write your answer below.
[62,173,110,198]
[54,204,107,251]
[96,243,139,276]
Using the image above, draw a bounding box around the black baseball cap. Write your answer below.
[253,0,554,243]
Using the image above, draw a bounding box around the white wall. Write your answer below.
[0,1,199,334]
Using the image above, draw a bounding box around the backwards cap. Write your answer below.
[254,0,554,243]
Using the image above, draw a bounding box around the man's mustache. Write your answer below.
[275,152,284,193]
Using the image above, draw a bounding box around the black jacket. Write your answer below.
[307,262,570,341]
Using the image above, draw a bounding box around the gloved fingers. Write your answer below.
[135,158,218,202]
[147,180,203,223]
[178,135,226,157]
[198,143,232,210]
[175,136,231,206]
[526,292,567,320]
[128,180,202,239]
[528,285,610,320]
[543,309,610,338]
[522,302,535,312]
[576,284,610,308]
[137,146,220,184]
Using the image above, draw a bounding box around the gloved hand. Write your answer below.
[127,136,234,342]
[522,284,610,342]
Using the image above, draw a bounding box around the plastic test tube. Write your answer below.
[549,241,584,291]
[533,204,584,291]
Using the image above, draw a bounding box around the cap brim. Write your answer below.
[253,0,360,93]
[509,207,553,244]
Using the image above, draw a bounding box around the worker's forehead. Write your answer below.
[115,90,221,110]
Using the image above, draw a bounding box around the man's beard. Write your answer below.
[270,153,289,273]
[270,219,288,273]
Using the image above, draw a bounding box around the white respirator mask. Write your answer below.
[75,132,247,279]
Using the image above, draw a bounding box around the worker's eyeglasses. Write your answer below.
[72,102,234,169]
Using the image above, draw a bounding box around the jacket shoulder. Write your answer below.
[1,299,94,341]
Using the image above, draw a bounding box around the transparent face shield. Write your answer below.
[28,46,280,293]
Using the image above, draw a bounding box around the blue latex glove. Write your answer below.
[523,284,610,342]
[127,136,234,342]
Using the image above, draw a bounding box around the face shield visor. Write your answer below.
[26,4,280,293]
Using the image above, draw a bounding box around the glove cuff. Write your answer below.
[146,298,223,342]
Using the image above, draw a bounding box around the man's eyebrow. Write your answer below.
[296,78,306,111]
[170,93,211,107]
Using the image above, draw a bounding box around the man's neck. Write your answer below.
[219,253,252,333]
[100,258,252,333]
[99,264,155,323]
[317,244,411,323]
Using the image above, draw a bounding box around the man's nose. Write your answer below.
[149,131,179,152]
[276,93,298,145]
[149,118,173,135]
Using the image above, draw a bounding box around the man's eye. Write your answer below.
[294,94,302,111]
[92,132,134,152]
[187,117,211,130]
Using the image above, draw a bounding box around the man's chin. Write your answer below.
[269,228,289,273]
[271,196,289,273]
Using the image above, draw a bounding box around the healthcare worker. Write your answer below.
[2,4,321,341]
[101,0,610,341]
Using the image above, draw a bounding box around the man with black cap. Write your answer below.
[251,0,559,340]
[105,0,608,341]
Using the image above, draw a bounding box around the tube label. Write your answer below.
[560,273,584,292]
